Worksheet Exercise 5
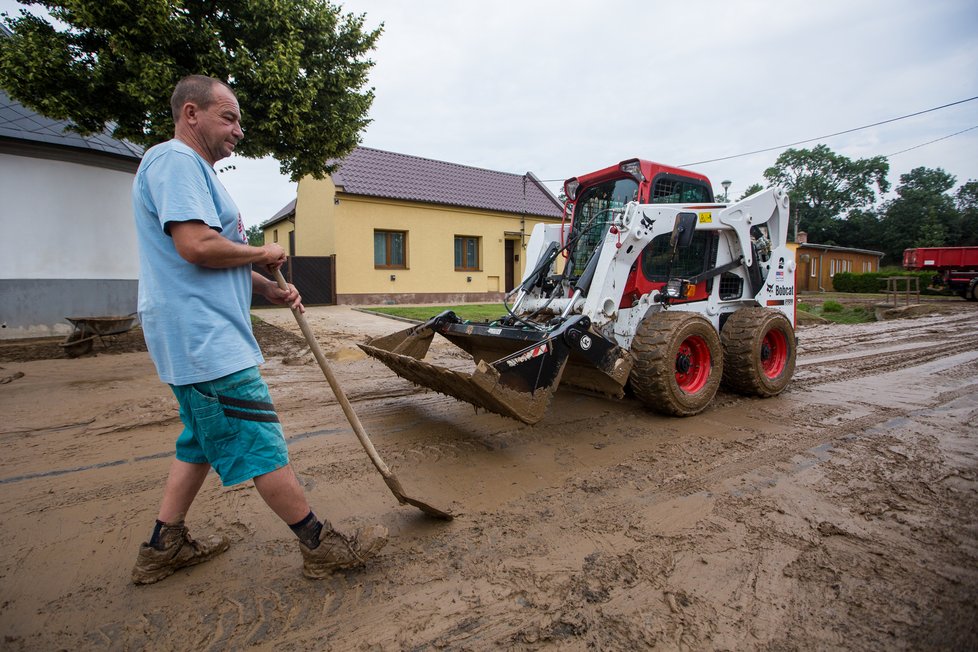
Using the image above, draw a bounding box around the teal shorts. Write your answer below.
[171,366,289,486]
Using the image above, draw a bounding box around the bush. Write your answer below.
[822,300,844,313]
[832,271,937,294]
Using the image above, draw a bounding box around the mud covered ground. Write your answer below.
[1,300,976,650]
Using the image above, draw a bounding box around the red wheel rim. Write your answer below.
[674,335,712,394]
[760,327,788,378]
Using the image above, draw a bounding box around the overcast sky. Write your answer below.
[3,0,977,227]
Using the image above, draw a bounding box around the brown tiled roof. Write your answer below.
[330,147,562,218]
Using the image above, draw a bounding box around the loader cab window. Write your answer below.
[569,177,638,276]
[650,175,712,204]
[640,231,719,282]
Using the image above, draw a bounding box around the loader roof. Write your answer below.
[329,146,563,218]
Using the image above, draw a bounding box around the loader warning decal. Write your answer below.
[505,343,549,367]
[698,212,713,223]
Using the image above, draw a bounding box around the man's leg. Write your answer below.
[132,458,230,585]
[158,459,211,523]
[254,464,388,579]
[253,463,310,524]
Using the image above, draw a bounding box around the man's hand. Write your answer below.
[260,243,288,270]
[254,272,304,312]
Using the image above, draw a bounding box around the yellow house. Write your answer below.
[262,147,564,304]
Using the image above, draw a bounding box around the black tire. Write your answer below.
[720,308,796,397]
[967,278,978,302]
[630,311,723,417]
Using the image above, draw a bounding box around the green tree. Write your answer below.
[955,180,978,246]
[878,167,957,262]
[0,0,382,181]
[245,224,264,247]
[763,144,889,244]
[737,183,764,201]
[838,208,882,252]
[956,180,978,212]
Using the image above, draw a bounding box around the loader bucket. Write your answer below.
[363,322,437,360]
[359,313,628,425]
[358,341,564,424]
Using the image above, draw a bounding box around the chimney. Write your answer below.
[796,231,808,244]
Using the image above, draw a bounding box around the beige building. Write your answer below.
[789,233,884,292]
[263,147,563,304]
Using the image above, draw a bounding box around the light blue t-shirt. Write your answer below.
[133,139,264,385]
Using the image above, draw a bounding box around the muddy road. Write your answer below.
[1,302,976,650]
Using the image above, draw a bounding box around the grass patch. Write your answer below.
[822,300,844,313]
[362,303,508,323]
[822,305,875,324]
[797,301,875,324]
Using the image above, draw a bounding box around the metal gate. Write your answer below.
[252,255,336,306]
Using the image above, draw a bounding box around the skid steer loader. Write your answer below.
[360,158,797,424]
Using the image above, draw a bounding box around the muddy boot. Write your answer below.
[300,521,388,579]
[131,522,230,585]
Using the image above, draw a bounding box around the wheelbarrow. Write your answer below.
[60,313,137,357]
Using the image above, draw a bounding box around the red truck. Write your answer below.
[902,247,978,301]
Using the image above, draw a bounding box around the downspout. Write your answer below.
[521,174,528,249]
[818,251,825,292]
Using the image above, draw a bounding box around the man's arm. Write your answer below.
[171,221,304,311]
[252,270,304,311]
[170,220,285,269]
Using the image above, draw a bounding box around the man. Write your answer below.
[131,74,387,584]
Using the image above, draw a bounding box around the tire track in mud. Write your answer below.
[84,574,389,651]
[796,312,976,354]
[630,381,978,506]
[793,339,978,388]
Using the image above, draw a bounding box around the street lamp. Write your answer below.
[721,180,731,202]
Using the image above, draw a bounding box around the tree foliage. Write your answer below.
[876,167,961,261]
[0,0,382,181]
[759,145,976,264]
[763,144,889,244]
[737,182,764,201]
[245,224,264,247]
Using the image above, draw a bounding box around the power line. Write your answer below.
[534,96,978,185]
[885,124,978,157]
[680,95,978,166]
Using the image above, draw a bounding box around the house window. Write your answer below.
[273,229,279,243]
[375,230,406,268]
[455,236,480,271]
[810,258,817,277]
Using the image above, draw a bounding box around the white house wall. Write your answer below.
[0,152,139,338]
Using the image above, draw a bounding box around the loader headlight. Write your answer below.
[664,278,692,299]
[565,178,580,201]
[619,159,646,182]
